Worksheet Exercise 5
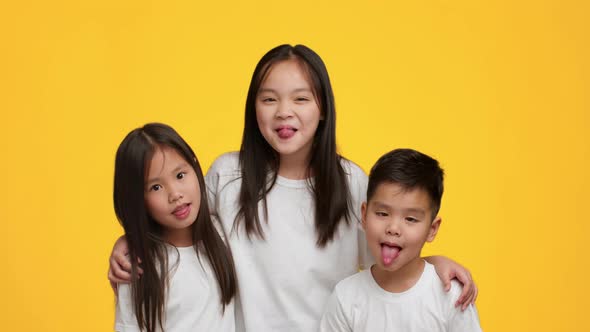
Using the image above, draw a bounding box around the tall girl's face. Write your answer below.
[256,59,321,164]
[144,145,200,247]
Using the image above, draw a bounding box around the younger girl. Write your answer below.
[110,46,477,332]
[113,123,237,332]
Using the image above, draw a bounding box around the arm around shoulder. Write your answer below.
[424,255,477,308]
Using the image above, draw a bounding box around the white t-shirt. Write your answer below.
[319,262,482,332]
[205,152,372,332]
[115,245,235,332]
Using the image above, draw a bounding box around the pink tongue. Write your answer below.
[381,245,400,265]
[278,128,295,139]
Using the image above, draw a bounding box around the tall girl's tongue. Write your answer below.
[278,127,295,139]
[381,245,400,265]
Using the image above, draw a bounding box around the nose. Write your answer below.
[168,188,184,203]
[275,101,294,119]
[386,219,401,236]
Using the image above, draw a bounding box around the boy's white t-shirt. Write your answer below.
[115,245,235,332]
[319,262,482,332]
[205,152,372,332]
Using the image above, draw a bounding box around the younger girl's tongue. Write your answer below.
[381,244,400,265]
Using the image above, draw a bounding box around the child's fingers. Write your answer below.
[455,278,473,309]
[108,268,128,285]
[111,264,132,281]
[457,269,473,286]
[110,255,133,282]
[110,253,143,280]
[115,253,133,272]
[454,270,473,295]
[443,278,451,292]
[462,276,478,310]
[440,269,454,292]
[461,291,472,311]
[462,284,479,310]
[457,279,479,311]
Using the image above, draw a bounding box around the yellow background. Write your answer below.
[1,0,588,331]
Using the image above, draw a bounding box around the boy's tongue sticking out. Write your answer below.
[381,244,400,265]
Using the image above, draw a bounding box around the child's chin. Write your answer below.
[376,260,401,272]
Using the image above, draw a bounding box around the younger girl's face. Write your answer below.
[256,59,321,164]
[144,146,200,247]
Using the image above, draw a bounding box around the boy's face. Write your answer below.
[362,182,441,274]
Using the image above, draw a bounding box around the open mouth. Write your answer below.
[276,126,297,139]
[172,203,191,219]
[380,243,402,265]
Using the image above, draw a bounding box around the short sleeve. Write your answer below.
[447,281,483,332]
[204,152,240,221]
[319,288,353,332]
[357,226,374,270]
[343,160,374,270]
[115,284,141,332]
[204,157,222,218]
[448,304,482,332]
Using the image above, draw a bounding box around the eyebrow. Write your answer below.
[371,201,392,210]
[257,88,313,94]
[403,208,427,217]
[371,201,427,216]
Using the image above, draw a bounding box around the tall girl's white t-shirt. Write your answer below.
[205,152,371,332]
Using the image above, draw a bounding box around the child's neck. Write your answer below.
[163,228,194,248]
[278,153,311,180]
[371,256,425,293]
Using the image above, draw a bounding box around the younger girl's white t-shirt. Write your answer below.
[115,245,235,332]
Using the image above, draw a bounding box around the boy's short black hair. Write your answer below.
[367,148,445,219]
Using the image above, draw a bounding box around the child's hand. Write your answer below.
[425,255,478,311]
[107,236,142,293]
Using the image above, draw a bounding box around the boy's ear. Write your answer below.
[426,216,442,242]
[361,202,367,230]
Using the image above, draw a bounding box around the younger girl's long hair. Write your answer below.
[238,44,353,247]
[113,123,237,332]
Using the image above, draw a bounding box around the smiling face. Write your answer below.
[362,182,441,276]
[144,145,200,247]
[255,59,322,166]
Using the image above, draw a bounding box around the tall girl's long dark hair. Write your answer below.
[237,44,352,247]
[113,123,237,332]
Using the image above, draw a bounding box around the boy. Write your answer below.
[320,149,482,331]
